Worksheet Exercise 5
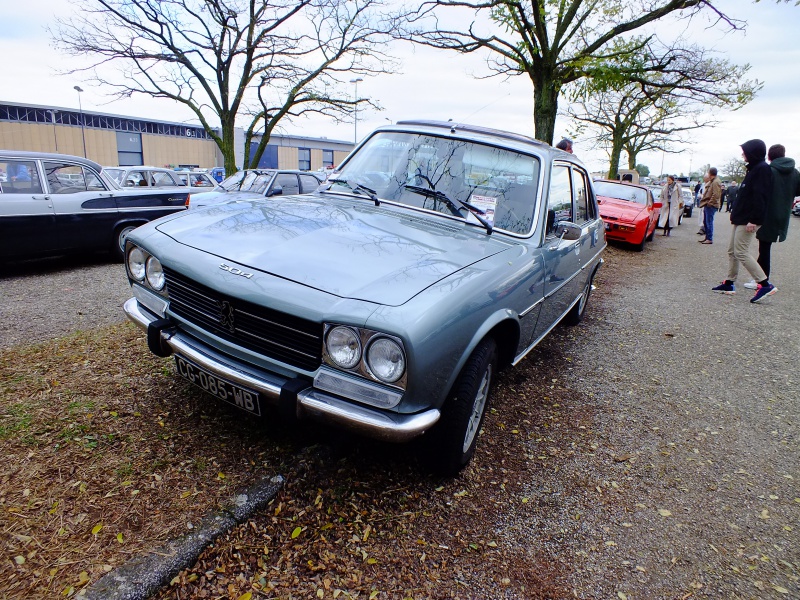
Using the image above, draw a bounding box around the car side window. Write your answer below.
[274,173,299,195]
[0,160,43,194]
[44,162,107,194]
[572,168,591,224]
[125,171,148,187]
[152,171,179,187]
[299,174,321,193]
[546,165,572,236]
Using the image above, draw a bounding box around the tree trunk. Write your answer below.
[218,117,238,176]
[628,152,637,170]
[531,72,560,145]
[607,133,625,179]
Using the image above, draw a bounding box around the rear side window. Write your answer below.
[0,160,43,194]
[153,171,182,187]
[274,173,300,195]
[299,174,322,193]
[44,162,107,194]
[572,169,592,223]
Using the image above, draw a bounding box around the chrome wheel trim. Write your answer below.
[462,364,492,453]
[117,226,137,254]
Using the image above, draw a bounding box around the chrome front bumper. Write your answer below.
[123,297,440,442]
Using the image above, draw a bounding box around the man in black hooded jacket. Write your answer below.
[712,139,777,303]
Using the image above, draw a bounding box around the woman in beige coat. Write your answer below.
[658,176,684,236]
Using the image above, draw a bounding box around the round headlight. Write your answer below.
[127,247,146,281]
[326,326,361,369]
[366,338,405,383]
[146,256,165,290]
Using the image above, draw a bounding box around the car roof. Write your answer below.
[594,178,650,191]
[1,150,103,172]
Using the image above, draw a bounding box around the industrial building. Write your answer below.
[0,101,353,174]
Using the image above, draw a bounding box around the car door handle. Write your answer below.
[32,195,51,200]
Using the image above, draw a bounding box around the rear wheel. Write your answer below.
[565,270,594,326]
[635,228,647,252]
[426,338,497,476]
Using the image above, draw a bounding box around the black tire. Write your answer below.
[113,224,140,261]
[646,226,655,242]
[426,338,497,476]
[565,270,594,326]
[635,229,647,252]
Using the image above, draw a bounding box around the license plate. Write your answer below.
[174,355,261,416]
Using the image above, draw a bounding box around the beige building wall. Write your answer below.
[0,122,117,165]
[310,149,323,171]
[277,146,299,170]
[333,150,350,168]
[140,135,219,169]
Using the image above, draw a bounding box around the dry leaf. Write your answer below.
[658,509,672,517]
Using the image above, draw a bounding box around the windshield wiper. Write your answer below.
[325,178,380,206]
[402,184,493,234]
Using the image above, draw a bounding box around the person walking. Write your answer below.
[657,175,683,236]
[696,175,708,235]
[698,167,721,244]
[743,144,800,289]
[712,139,776,303]
[725,182,738,212]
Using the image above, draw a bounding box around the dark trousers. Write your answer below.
[757,239,772,279]
[703,206,716,241]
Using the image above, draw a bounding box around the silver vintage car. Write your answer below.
[123,121,605,474]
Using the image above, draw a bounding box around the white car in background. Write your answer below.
[103,166,188,190]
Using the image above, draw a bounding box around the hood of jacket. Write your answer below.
[741,139,767,165]
[770,156,797,174]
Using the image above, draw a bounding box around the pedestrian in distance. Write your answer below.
[743,144,800,289]
[555,138,573,153]
[725,182,738,212]
[657,175,683,236]
[698,167,721,244]
[696,174,709,235]
[712,139,777,303]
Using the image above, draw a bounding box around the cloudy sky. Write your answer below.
[2,0,799,176]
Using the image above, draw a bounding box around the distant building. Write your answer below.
[0,101,353,173]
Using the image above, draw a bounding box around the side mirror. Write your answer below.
[653,202,663,209]
[268,185,283,197]
[555,221,582,241]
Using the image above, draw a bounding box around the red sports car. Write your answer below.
[594,179,662,251]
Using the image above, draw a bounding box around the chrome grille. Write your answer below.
[163,267,322,371]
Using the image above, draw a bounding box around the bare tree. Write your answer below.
[721,157,747,182]
[405,0,743,144]
[565,42,759,178]
[52,0,409,173]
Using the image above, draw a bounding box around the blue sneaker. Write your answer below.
[750,283,777,303]
[712,281,735,295]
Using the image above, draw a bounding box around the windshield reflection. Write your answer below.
[330,132,541,235]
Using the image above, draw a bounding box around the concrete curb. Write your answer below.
[84,475,285,600]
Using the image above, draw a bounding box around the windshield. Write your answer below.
[593,181,648,205]
[219,170,277,194]
[329,132,541,235]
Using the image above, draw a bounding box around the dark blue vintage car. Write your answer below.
[123,121,605,475]
[0,151,189,261]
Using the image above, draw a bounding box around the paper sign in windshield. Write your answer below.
[467,195,497,227]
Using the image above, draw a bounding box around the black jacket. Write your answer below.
[730,139,771,226]
[757,156,800,242]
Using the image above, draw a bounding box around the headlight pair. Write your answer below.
[324,325,406,385]
[127,245,166,292]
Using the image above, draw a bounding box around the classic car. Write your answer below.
[681,187,694,217]
[594,179,662,251]
[0,151,190,261]
[792,197,800,216]
[176,171,218,189]
[188,169,326,208]
[123,120,605,474]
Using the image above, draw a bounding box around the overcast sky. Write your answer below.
[2,0,799,176]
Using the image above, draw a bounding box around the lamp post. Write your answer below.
[350,77,363,145]
[47,109,59,152]
[73,86,87,158]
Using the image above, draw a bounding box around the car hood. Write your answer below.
[598,196,647,222]
[155,195,512,306]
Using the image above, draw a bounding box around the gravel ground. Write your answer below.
[2,215,798,598]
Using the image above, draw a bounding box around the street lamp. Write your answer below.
[73,85,87,158]
[47,109,59,152]
[350,77,363,144]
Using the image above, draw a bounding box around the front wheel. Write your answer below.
[426,338,497,476]
[113,224,140,261]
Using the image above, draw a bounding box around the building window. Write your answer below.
[323,150,334,168]
[298,148,311,171]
